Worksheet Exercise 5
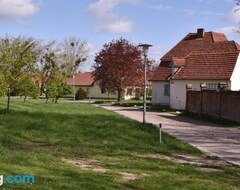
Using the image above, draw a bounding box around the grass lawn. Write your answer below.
[0,98,239,189]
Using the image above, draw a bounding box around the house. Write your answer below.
[66,72,134,100]
[151,28,240,110]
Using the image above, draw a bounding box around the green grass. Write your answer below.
[0,98,239,189]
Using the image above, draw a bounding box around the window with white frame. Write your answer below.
[206,83,218,90]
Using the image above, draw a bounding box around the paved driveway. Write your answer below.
[99,105,240,167]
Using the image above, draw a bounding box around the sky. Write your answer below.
[0,0,240,71]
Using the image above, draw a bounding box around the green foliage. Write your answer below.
[46,79,72,103]
[0,72,7,97]
[0,35,39,110]
[75,88,87,100]
[18,76,39,101]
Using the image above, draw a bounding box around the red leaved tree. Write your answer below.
[93,38,143,101]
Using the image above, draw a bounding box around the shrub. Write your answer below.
[75,88,87,100]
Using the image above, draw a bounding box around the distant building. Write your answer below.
[66,72,134,100]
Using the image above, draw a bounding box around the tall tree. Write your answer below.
[93,38,143,101]
[37,40,60,95]
[0,36,39,111]
[60,37,89,76]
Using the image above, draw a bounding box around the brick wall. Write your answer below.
[186,90,240,122]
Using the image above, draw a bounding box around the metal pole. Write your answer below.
[73,75,75,101]
[159,123,162,143]
[143,54,147,124]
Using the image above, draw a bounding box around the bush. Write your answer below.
[75,88,87,100]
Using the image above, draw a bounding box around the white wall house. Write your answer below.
[66,72,135,100]
[151,28,240,110]
[152,81,170,105]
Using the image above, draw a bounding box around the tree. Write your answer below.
[0,36,39,111]
[93,38,143,101]
[18,75,39,102]
[60,37,89,76]
[37,40,60,95]
[46,77,72,103]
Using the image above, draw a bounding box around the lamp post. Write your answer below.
[138,43,152,124]
[73,75,75,101]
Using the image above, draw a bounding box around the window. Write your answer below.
[206,83,218,90]
[164,84,170,96]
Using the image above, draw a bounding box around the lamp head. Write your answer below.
[138,43,152,57]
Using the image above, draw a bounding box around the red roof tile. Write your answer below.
[66,72,94,86]
[172,51,239,80]
[152,29,240,81]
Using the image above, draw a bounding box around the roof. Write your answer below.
[152,29,240,81]
[172,51,239,80]
[66,72,95,86]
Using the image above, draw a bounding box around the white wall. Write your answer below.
[77,84,133,100]
[231,54,240,91]
[152,81,170,105]
[170,80,231,110]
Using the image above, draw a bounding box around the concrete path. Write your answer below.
[99,105,240,167]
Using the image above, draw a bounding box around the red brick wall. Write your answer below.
[221,91,240,122]
[202,91,220,118]
[187,91,201,114]
[186,90,240,122]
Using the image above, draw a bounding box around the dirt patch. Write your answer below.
[197,167,223,173]
[62,158,107,173]
[119,172,149,181]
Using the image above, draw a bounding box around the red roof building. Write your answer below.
[152,28,240,110]
[66,72,94,86]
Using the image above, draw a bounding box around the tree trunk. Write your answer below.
[117,89,122,102]
[55,97,59,104]
[23,96,27,103]
[6,88,11,112]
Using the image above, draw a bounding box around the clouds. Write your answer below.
[148,4,171,11]
[0,0,39,19]
[216,5,240,35]
[87,0,138,34]
[226,5,240,22]
[215,26,237,35]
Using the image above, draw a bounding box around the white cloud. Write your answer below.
[185,10,196,17]
[148,4,171,11]
[96,20,133,34]
[148,45,166,61]
[0,0,39,19]
[215,26,237,35]
[226,5,240,22]
[87,0,137,34]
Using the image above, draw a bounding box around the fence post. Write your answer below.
[186,84,192,111]
[200,83,207,115]
[159,123,162,143]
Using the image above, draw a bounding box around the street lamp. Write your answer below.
[138,43,152,124]
[73,75,75,101]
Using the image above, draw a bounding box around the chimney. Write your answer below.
[197,28,205,38]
